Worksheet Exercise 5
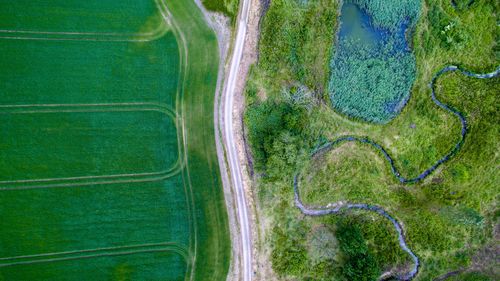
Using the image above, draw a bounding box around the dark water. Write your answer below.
[339,3,384,49]
[339,3,411,53]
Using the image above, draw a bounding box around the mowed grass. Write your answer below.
[0,0,230,280]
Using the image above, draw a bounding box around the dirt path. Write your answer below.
[218,0,263,280]
[197,0,262,280]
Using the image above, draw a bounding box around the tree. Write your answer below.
[336,219,381,281]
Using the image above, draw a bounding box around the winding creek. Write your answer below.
[294,65,500,280]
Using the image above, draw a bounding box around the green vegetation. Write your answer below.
[452,0,476,11]
[202,0,240,20]
[328,1,421,123]
[350,0,421,29]
[244,101,309,177]
[246,0,499,279]
[271,224,309,276]
[164,0,231,279]
[0,0,165,33]
[0,0,229,280]
[257,0,338,95]
[448,272,492,281]
[336,219,381,281]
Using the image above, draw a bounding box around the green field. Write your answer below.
[245,0,499,280]
[0,0,229,280]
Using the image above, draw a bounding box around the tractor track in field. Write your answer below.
[0,13,170,42]
[0,242,189,267]
[294,65,499,281]
[0,1,199,280]
[0,102,183,190]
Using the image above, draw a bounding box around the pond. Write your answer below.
[328,1,421,123]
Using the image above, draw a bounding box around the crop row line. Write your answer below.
[0,14,170,42]
[0,102,183,190]
[0,242,190,267]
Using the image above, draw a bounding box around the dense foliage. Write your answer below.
[451,0,476,11]
[271,225,309,276]
[244,100,310,178]
[336,219,381,281]
[245,0,337,176]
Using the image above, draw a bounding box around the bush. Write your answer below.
[336,219,381,281]
[244,100,309,175]
[427,6,469,50]
[452,0,476,11]
[308,225,339,265]
[271,226,308,276]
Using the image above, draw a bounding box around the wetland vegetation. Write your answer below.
[244,0,499,280]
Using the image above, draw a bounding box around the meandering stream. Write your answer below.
[294,65,500,280]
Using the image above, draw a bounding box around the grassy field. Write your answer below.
[245,0,499,280]
[0,0,229,280]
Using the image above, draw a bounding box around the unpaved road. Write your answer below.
[221,0,253,280]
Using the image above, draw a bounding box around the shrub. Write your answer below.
[244,100,309,175]
[308,225,339,265]
[427,6,469,50]
[336,219,381,281]
[271,226,309,276]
